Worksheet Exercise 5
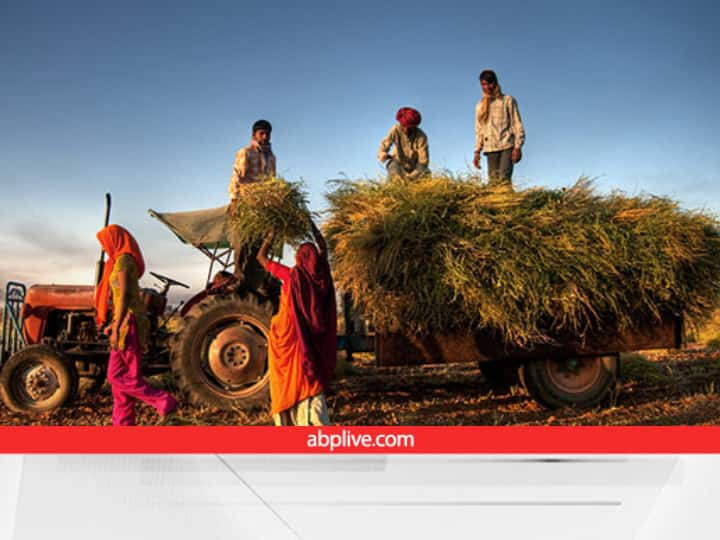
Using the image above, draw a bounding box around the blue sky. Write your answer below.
[1,0,719,299]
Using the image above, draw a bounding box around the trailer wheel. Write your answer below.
[519,355,618,409]
[479,360,520,393]
[170,293,273,409]
[0,345,78,414]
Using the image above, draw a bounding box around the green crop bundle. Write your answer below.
[325,175,720,347]
[228,177,315,247]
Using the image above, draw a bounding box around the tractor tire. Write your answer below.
[0,345,79,414]
[479,360,520,393]
[519,355,618,409]
[170,293,273,409]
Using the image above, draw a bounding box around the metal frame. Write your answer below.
[1,281,27,365]
[203,243,235,285]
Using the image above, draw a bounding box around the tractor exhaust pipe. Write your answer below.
[94,193,112,287]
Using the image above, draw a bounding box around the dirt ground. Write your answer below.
[2,347,720,426]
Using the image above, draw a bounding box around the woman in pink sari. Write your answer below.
[96,225,178,426]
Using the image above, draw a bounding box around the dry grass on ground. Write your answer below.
[3,347,720,426]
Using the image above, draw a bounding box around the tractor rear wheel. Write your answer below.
[519,355,618,409]
[170,293,273,409]
[0,345,79,414]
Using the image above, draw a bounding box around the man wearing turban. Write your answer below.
[378,107,430,180]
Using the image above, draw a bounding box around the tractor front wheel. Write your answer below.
[0,345,79,414]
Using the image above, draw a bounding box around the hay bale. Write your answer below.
[325,174,720,347]
[228,177,314,247]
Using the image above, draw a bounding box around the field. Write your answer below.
[2,347,720,426]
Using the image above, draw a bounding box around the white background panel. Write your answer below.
[0,454,718,539]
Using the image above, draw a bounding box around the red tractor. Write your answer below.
[0,197,278,414]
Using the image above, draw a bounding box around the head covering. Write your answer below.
[94,225,145,326]
[396,107,421,128]
[289,243,337,391]
[478,71,503,124]
[252,119,272,133]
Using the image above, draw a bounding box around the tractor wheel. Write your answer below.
[519,355,618,409]
[0,345,79,414]
[478,360,520,393]
[170,293,273,409]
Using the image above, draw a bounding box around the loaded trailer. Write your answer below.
[0,199,683,414]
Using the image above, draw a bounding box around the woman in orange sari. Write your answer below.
[257,222,337,425]
[96,225,178,426]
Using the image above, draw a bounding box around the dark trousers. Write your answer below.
[232,234,266,292]
[386,159,430,180]
[485,148,514,186]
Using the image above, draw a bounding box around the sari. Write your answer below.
[265,243,337,425]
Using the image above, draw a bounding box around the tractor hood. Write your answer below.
[22,285,95,345]
[24,284,95,311]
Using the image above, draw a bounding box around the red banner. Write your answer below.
[0,426,719,453]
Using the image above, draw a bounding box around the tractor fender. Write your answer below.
[180,272,238,317]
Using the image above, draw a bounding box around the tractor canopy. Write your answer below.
[148,206,231,249]
[149,205,235,279]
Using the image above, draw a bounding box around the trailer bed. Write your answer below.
[376,313,683,366]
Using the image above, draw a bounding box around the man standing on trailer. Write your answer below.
[473,70,526,186]
[228,119,276,289]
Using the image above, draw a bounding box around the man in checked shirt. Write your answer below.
[473,70,526,186]
[228,119,276,288]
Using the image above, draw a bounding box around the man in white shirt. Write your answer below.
[228,119,276,287]
[473,70,526,186]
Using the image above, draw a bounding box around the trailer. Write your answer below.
[376,312,682,408]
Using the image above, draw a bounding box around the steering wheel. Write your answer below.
[149,271,190,295]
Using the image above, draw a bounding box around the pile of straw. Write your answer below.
[228,177,314,247]
[325,174,720,346]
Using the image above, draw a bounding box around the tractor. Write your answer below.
[0,196,281,413]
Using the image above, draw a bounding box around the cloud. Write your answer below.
[13,220,98,259]
[0,215,283,307]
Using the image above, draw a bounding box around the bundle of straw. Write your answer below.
[228,177,315,247]
[325,174,720,346]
